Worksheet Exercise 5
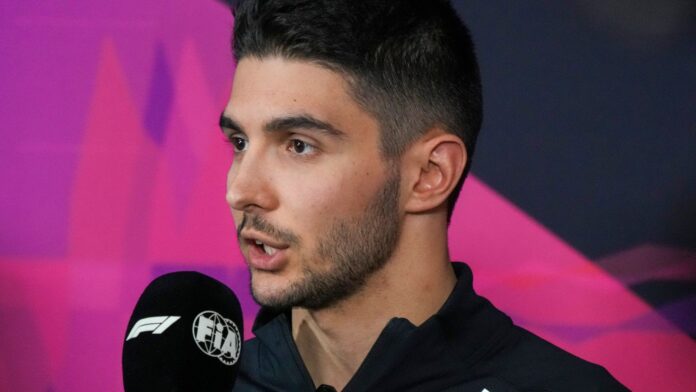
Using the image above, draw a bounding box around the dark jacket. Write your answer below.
[234,262,628,391]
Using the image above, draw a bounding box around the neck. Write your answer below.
[292,213,456,390]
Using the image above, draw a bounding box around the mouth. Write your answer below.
[241,232,290,271]
[249,239,281,256]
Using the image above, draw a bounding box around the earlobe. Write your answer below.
[404,134,467,215]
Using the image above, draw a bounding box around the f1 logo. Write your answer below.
[126,316,181,341]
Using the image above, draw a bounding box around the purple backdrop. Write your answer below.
[1,1,694,391]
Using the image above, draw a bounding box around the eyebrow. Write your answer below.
[219,114,243,135]
[219,113,346,139]
[265,115,346,138]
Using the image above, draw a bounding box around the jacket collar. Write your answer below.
[250,262,514,390]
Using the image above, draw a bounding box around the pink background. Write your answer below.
[1,1,694,391]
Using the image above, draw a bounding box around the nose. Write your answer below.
[225,151,277,213]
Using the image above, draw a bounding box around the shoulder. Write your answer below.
[480,326,628,391]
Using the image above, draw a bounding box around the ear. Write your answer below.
[403,130,467,215]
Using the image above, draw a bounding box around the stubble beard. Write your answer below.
[247,170,401,311]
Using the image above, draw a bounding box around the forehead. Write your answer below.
[225,57,379,135]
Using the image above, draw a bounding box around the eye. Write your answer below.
[289,139,316,156]
[229,135,248,152]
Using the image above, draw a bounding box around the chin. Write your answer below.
[249,272,297,308]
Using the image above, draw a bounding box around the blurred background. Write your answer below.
[1,0,694,390]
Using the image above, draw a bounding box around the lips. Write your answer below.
[253,240,278,256]
[241,232,289,271]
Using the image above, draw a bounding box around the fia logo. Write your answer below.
[192,310,241,366]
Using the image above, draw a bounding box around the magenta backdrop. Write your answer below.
[1,1,694,391]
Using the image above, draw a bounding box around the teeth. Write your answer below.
[251,239,278,256]
[263,244,277,256]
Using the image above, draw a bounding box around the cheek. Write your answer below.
[279,163,383,224]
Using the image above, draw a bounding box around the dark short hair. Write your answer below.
[232,0,482,221]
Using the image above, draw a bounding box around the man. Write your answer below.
[220,0,627,390]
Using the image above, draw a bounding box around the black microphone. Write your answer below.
[122,271,243,391]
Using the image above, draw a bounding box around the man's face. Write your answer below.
[223,57,402,310]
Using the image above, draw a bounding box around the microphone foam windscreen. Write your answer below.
[122,271,243,391]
